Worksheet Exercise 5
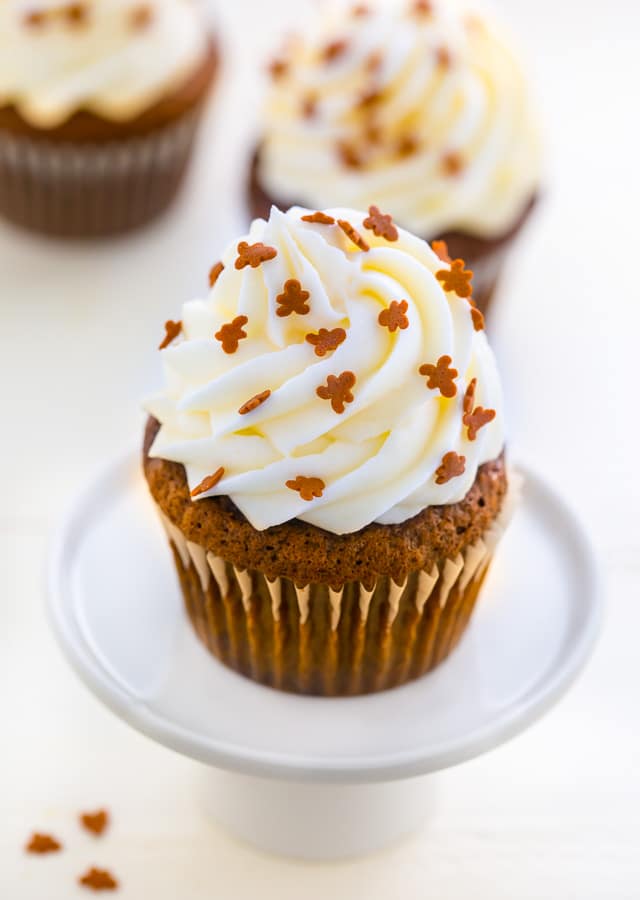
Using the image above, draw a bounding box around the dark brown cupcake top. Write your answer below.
[144,417,507,588]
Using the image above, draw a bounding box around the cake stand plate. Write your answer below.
[47,452,602,860]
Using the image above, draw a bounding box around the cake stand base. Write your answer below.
[200,769,435,860]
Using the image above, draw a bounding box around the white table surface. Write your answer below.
[1,0,638,896]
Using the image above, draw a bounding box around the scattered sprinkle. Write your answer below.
[419,355,458,398]
[209,261,224,287]
[301,211,336,225]
[23,9,47,27]
[470,305,485,331]
[337,141,364,170]
[323,39,349,63]
[358,86,383,109]
[268,58,289,79]
[338,219,370,251]
[276,279,311,317]
[80,810,109,837]
[214,315,248,354]
[396,134,420,158]
[63,3,88,26]
[363,205,398,241]
[302,93,318,119]
[286,476,326,501]
[366,50,383,72]
[305,327,347,357]
[463,379,495,440]
[317,371,356,414]
[235,241,278,270]
[431,239,451,263]
[436,259,473,298]
[435,451,466,485]
[158,319,182,350]
[130,4,153,30]
[442,151,464,176]
[463,378,477,415]
[412,0,433,17]
[78,867,118,892]
[436,46,451,68]
[378,300,409,332]
[191,468,225,498]
[238,389,271,415]
[26,833,62,854]
[352,4,370,16]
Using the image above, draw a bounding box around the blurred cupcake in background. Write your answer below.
[250,0,540,314]
[144,204,512,696]
[0,0,218,237]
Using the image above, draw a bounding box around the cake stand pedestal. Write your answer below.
[47,453,602,860]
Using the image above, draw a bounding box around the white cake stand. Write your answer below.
[47,452,602,860]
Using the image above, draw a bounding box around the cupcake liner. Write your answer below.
[0,108,202,237]
[156,486,517,696]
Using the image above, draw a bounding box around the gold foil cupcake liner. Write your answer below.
[156,487,516,696]
[0,109,201,237]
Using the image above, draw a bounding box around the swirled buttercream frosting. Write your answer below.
[0,0,211,127]
[147,205,505,534]
[259,0,540,239]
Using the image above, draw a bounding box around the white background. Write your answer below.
[1,0,639,896]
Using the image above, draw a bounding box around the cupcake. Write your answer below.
[0,0,218,237]
[144,204,511,696]
[249,0,540,314]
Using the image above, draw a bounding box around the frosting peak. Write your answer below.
[147,206,505,534]
[0,0,211,127]
[259,0,540,239]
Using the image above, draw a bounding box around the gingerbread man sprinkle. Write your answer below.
[436,259,473,298]
[286,476,326,501]
[215,315,248,354]
[305,327,346,357]
[435,451,466,485]
[209,261,224,287]
[431,239,451,263]
[80,810,109,837]
[338,219,370,251]
[378,300,409,332]
[78,867,118,892]
[276,279,311,317]
[363,205,398,241]
[419,355,458,398]
[191,468,225,498]
[317,371,356,414]
[462,379,495,440]
[238,390,271,415]
[26,833,62,854]
[158,319,182,350]
[470,305,485,331]
[301,211,336,225]
[235,241,278,270]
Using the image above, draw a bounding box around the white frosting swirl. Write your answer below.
[147,206,504,535]
[259,0,540,239]
[0,0,211,127]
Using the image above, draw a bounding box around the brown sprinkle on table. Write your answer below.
[130,4,153,30]
[159,319,182,350]
[214,315,248,354]
[337,219,370,251]
[191,468,225,498]
[80,810,109,837]
[209,261,224,287]
[286,476,326,501]
[442,151,464,176]
[301,211,336,225]
[79,867,118,892]
[26,833,62,854]
[435,451,466,484]
[316,371,356,414]
[419,355,458,398]
[378,300,409,332]
[235,241,278,270]
[323,39,349,63]
[305,327,346,357]
[431,239,451,263]
[470,305,485,331]
[436,258,473,298]
[238,389,271,415]
[276,279,310,317]
[363,204,398,241]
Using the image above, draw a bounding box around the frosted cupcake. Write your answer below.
[250,0,540,313]
[144,205,511,696]
[0,0,217,237]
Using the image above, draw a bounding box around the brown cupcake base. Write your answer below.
[158,504,509,696]
[247,147,536,316]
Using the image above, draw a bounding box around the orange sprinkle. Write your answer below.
[159,319,182,350]
[238,389,271,415]
[191,468,225,498]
